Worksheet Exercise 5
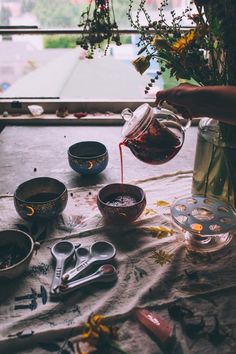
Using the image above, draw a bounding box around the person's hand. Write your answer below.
[155,83,201,119]
[156,84,236,124]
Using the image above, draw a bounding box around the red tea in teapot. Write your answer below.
[120,103,189,183]
[122,118,183,165]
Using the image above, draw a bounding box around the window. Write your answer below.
[0,0,193,115]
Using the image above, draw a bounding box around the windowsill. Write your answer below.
[0,113,201,127]
[0,113,124,126]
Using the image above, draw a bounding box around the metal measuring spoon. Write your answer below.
[62,241,116,282]
[59,264,118,294]
[50,240,75,295]
[74,246,90,267]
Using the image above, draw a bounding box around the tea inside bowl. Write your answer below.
[0,242,28,270]
[25,192,60,203]
[103,193,139,207]
[97,183,146,224]
[0,229,34,279]
[69,141,107,158]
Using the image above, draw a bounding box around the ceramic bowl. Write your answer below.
[0,229,38,280]
[14,177,68,221]
[68,141,108,175]
[97,183,146,224]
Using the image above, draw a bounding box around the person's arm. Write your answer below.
[155,84,236,125]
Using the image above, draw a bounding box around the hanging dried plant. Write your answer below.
[76,0,121,58]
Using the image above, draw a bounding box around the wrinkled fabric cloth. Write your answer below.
[0,171,236,354]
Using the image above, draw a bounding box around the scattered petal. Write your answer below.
[144,208,157,216]
[155,200,170,207]
[143,226,174,238]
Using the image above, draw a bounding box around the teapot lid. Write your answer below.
[121,103,154,139]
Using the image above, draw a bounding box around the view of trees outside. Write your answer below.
[0,0,190,99]
[0,0,191,28]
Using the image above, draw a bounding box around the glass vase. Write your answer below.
[192,118,236,208]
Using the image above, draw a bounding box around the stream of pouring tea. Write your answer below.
[119,141,125,185]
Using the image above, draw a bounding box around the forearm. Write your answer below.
[195,86,236,124]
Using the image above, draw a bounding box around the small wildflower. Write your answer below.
[151,35,170,50]
[132,56,150,74]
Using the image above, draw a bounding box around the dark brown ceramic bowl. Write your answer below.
[0,229,37,280]
[14,177,68,221]
[97,183,146,224]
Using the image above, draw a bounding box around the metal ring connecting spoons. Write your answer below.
[50,240,75,296]
[62,241,116,282]
[59,264,118,295]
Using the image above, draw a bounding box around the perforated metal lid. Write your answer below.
[171,196,236,236]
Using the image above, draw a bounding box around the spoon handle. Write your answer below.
[62,259,92,282]
[60,271,101,294]
[50,258,65,295]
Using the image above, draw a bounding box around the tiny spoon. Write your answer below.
[62,241,116,282]
[50,240,75,295]
[60,264,118,294]
[75,246,90,267]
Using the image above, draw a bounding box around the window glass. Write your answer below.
[0,0,194,100]
[0,33,182,99]
[0,0,192,29]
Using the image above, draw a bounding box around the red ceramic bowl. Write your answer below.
[97,183,146,224]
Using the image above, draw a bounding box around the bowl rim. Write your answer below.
[0,229,34,273]
[14,176,68,204]
[97,183,146,208]
[68,141,108,160]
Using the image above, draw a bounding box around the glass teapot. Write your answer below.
[121,103,191,165]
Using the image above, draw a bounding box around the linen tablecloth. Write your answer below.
[1,171,236,354]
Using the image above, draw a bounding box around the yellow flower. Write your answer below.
[151,35,170,50]
[171,30,196,52]
[143,225,174,238]
[132,56,150,74]
[69,313,121,354]
[144,207,157,216]
[154,200,170,207]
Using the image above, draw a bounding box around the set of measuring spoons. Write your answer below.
[50,239,117,297]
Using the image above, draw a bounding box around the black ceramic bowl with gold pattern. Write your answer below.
[14,177,68,221]
[68,141,108,175]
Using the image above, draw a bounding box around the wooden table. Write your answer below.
[0,125,197,194]
[1,124,236,354]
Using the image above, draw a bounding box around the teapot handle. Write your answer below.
[157,100,192,131]
[121,108,133,121]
